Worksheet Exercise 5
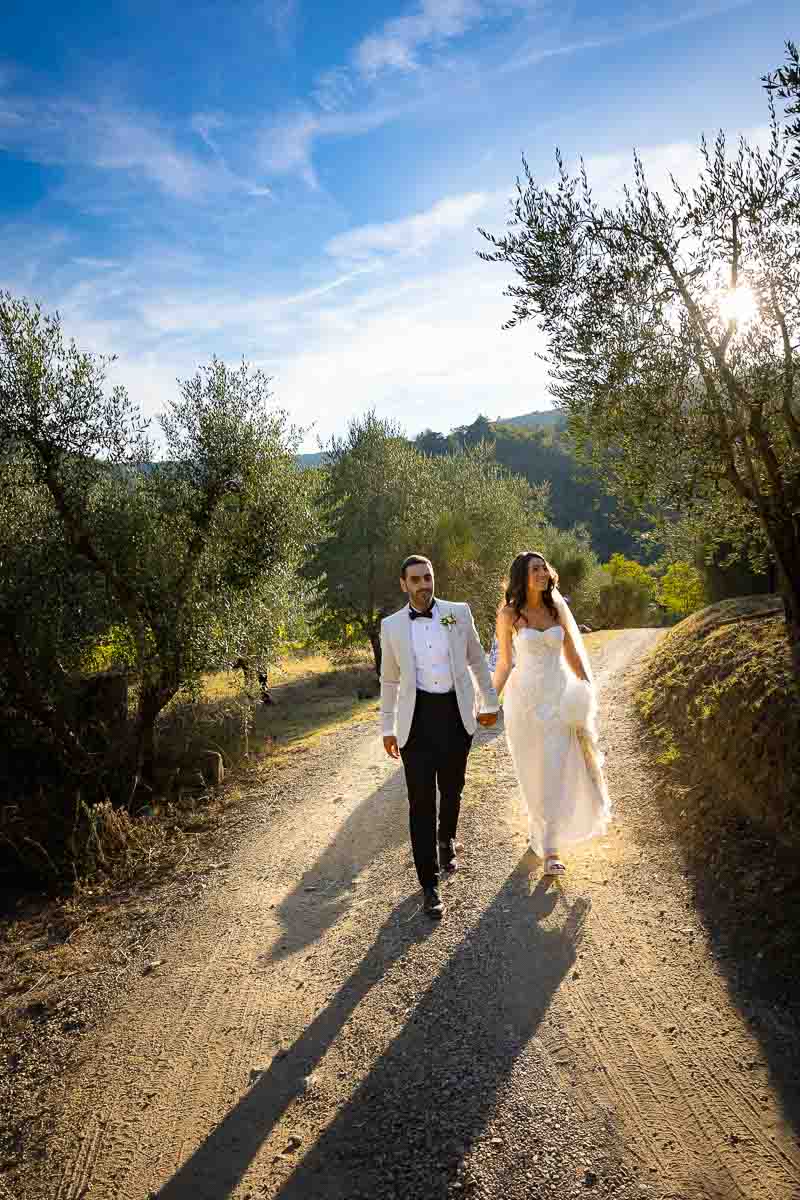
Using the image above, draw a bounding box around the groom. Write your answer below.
[380,556,499,918]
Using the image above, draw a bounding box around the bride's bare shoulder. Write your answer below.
[497,604,516,628]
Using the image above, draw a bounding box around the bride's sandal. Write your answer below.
[544,855,566,878]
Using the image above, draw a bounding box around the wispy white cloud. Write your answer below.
[191,110,274,197]
[505,0,753,74]
[0,222,72,297]
[312,67,355,114]
[326,192,490,264]
[134,265,378,336]
[86,109,227,198]
[191,110,227,154]
[0,89,278,202]
[256,0,532,184]
[0,95,233,199]
[256,108,321,188]
[256,0,751,188]
[354,0,484,77]
[256,98,409,186]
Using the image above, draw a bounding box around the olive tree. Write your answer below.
[0,448,117,764]
[303,412,433,675]
[0,294,310,785]
[764,40,800,178]
[305,418,549,670]
[428,445,549,642]
[480,49,800,677]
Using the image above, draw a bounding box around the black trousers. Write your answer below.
[399,690,473,889]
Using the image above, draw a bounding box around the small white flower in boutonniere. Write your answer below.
[440,614,457,628]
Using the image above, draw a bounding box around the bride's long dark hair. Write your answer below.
[502,551,560,627]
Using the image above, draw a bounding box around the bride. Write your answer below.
[492,551,610,877]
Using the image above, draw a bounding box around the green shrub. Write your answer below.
[592,553,658,628]
[657,561,707,618]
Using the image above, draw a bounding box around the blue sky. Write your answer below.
[0,0,795,449]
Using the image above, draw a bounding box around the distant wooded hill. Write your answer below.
[296,410,644,561]
[295,411,563,468]
[493,409,566,430]
[296,450,326,467]
[414,414,644,560]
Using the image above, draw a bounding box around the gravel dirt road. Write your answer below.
[29,629,800,1200]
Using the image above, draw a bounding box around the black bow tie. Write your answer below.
[409,606,434,620]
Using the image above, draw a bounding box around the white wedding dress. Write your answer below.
[503,624,610,857]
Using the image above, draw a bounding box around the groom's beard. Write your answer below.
[410,590,433,610]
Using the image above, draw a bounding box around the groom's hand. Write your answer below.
[383,735,400,759]
[477,712,498,727]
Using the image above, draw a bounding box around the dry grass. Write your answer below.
[155,650,380,779]
[84,651,383,888]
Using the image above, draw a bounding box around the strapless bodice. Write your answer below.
[508,625,566,719]
[514,625,565,657]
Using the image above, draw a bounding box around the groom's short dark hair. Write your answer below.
[400,554,433,579]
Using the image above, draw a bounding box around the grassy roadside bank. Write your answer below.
[635,594,800,1009]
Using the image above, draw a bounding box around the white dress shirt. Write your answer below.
[380,599,500,741]
[409,601,454,694]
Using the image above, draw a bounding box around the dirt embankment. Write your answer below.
[637,594,798,845]
[635,595,800,1003]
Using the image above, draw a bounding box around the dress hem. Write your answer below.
[525,810,612,858]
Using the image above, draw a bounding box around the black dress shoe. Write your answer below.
[423,886,444,918]
[439,838,457,874]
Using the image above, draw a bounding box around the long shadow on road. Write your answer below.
[268,721,507,964]
[155,853,588,1200]
[155,890,436,1200]
[267,763,409,964]
[273,862,588,1200]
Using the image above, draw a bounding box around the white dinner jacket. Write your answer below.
[380,599,498,748]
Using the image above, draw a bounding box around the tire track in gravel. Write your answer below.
[610,909,794,1193]
[561,924,766,1198]
[138,947,265,1194]
[56,926,241,1200]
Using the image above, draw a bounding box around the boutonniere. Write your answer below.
[440,614,457,628]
